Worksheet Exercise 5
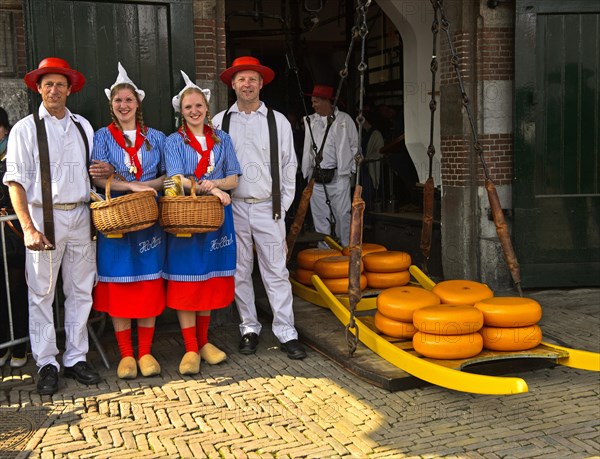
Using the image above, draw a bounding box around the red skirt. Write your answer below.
[93,279,165,318]
[166,276,234,311]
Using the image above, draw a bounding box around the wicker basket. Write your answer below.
[159,177,224,234]
[90,173,158,235]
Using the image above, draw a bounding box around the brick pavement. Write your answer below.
[0,288,598,458]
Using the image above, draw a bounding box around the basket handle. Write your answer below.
[188,175,199,199]
[104,173,127,204]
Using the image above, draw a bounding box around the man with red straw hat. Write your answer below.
[301,84,358,248]
[3,57,104,395]
[212,56,306,360]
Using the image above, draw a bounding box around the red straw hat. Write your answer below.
[220,56,275,86]
[24,57,86,93]
[305,84,334,100]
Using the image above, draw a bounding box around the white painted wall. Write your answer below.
[377,0,441,185]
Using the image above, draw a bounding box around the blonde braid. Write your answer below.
[206,111,221,144]
[136,106,152,151]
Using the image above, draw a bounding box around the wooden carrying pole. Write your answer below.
[286,178,315,263]
[419,177,435,270]
[346,184,365,355]
[485,178,523,296]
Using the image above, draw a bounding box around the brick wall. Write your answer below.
[439,1,515,188]
[192,0,227,110]
[477,27,514,81]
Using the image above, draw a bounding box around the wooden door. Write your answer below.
[514,0,600,286]
[24,0,194,134]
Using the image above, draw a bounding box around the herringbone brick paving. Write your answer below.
[0,289,598,458]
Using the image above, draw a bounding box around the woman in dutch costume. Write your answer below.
[91,63,166,379]
[164,71,240,375]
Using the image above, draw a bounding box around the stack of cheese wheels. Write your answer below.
[374,286,440,339]
[432,279,494,305]
[362,251,412,289]
[313,255,367,294]
[295,248,341,286]
[412,304,484,359]
[474,297,543,351]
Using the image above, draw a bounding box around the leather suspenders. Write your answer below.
[222,108,281,220]
[32,111,55,248]
[32,112,94,245]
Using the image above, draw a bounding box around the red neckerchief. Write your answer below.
[108,122,144,180]
[178,124,214,180]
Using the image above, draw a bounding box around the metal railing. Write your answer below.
[1,213,110,368]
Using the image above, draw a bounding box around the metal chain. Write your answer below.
[427,0,440,176]
[345,0,371,356]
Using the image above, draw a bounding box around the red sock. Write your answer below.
[115,329,134,358]
[181,326,198,353]
[137,326,155,358]
[196,315,210,348]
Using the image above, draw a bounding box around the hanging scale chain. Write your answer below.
[344,0,371,356]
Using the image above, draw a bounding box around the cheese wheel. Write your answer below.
[373,312,417,339]
[313,256,363,279]
[413,304,484,335]
[481,325,542,351]
[413,331,483,359]
[474,297,542,327]
[365,270,411,289]
[376,286,441,322]
[321,275,367,294]
[362,251,412,273]
[341,243,387,257]
[294,268,314,286]
[296,248,342,270]
[432,280,494,305]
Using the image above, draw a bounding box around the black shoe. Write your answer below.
[239,333,259,355]
[37,364,59,395]
[280,339,307,360]
[63,361,102,385]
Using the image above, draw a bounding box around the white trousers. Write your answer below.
[232,200,298,343]
[310,174,352,248]
[26,205,96,370]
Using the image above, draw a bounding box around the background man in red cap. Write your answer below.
[3,57,103,394]
[301,84,358,248]
[212,56,306,360]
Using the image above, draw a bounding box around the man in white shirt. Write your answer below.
[212,56,306,360]
[301,85,358,248]
[3,57,102,394]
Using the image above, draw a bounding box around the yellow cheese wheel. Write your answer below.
[365,270,411,289]
[321,275,367,294]
[474,297,542,327]
[362,251,412,273]
[413,304,484,335]
[373,312,417,339]
[481,325,542,351]
[432,280,494,305]
[313,256,363,279]
[413,331,483,359]
[296,248,342,270]
[341,243,387,257]
[376,286,441,322]
[294,268,314,286]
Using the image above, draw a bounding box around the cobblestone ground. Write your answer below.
[0,289,598,459]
